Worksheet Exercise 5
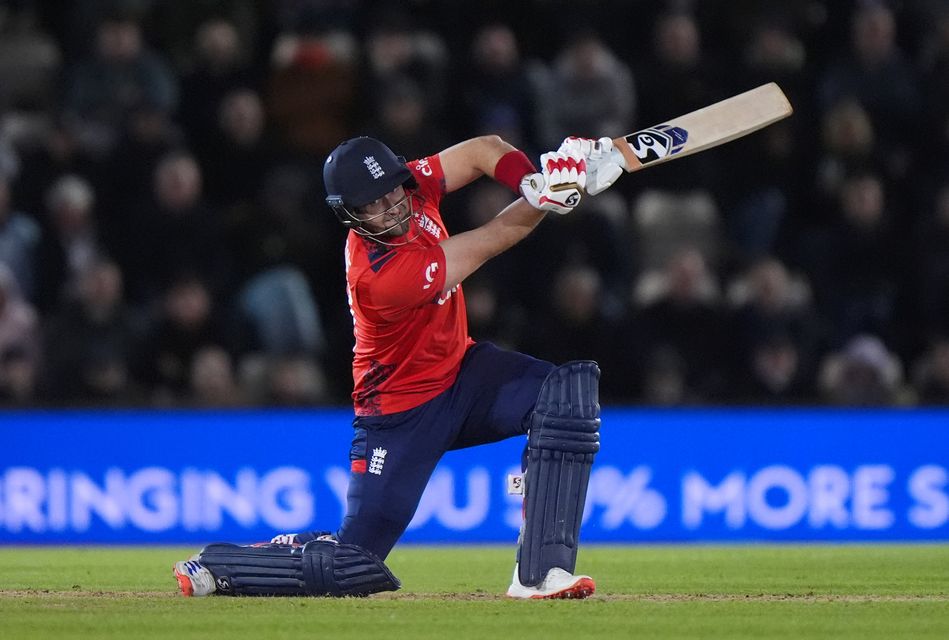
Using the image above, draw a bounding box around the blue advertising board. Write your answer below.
[1,409,947,543]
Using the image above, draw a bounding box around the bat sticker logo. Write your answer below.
[626,125,689,164]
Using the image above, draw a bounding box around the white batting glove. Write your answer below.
[558,136,625,196]
[270,533,301,545]
[520,151,586,215]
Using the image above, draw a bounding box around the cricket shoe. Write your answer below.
[174,559,216,597]
[506,564,596,599]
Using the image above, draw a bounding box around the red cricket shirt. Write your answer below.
[344,153,473,416]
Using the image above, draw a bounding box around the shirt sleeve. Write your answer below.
[406,154,445,209]
[358,244,447,318]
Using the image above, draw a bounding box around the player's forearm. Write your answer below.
[439,198,544,292]
[439,135,526,193]
[485,198,547,252]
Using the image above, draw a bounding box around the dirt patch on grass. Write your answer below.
[2,590,946,603]
[0,590,176,599]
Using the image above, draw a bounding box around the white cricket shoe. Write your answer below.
[174,559,216,597]
[506,564,596,599]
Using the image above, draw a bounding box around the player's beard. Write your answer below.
[370,193,423,246]
[383,208,412,237]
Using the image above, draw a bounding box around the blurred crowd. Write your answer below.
[0,0,948,407]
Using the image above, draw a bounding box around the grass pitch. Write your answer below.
[1,544,947,639]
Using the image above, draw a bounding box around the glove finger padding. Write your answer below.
[559,136,624,196]
[558,136,598,158]
[542,151,587,192]
[520,151,586,215]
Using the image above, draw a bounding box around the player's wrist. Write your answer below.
[493,149,537,194]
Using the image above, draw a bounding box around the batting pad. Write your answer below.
[197,540,400,597]
[519,361,601,587]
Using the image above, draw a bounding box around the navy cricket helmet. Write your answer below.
[323,136,417,231]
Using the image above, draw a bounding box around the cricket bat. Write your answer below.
[609,82,793,173]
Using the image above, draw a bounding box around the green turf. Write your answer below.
[1,544,947,639]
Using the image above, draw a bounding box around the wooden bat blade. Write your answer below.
[612,82,793,173]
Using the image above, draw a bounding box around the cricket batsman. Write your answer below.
[172,133,623,599]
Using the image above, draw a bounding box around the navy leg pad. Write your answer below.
[197,541,400,597]
[301,540,401,597]
[519,361,600,587]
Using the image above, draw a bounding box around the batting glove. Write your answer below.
[558,136,625,196]
[520,150,586,215]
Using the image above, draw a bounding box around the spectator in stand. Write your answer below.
[0,345,37,405]
[39,259,141,405]
[145,0,260,72]
[35,175,104,313]
[463,274,523,351]
[813,99,877,207]
[177,18,258,156]
[720,15,806,261]
[726,257,821,384]
[268,17,358,156]
[224,163,332,287]
[365,76,451,164]
[817,3,920,179]
[639,346,688,406]
[524,191,633,316]
[0,3,60,113]
[61,10,179,158]
[362,9,449,121]
[632,247,728,401]
[818,333,909,406]
[823,171,902,346]
[264,355,330,407]
[522,264,613,369]
[630,188,722,275]
[188,346,244,407]
[122,151,230,303]
[238,352,330,406]
[912,337,949,404]
[633,11,721,192]
[238,265,325,357]
[202,88,274,214]
[541,31,635,149]
[451,23,546,150]
[738,12,808,104]
[0,263,40,401]
[734,332,814,404]
[105,95,185,241]
[725,258,821,402]
[10,116,102,219]
[0,174,41,301]
[134,274,248,405]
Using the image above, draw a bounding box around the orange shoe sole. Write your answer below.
[520,577,596,600]
[174,568,195,597]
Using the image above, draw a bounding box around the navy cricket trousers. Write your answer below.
[336,342,554,559]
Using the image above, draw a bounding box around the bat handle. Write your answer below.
[609,138,637,173]
[549,182,580,192]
